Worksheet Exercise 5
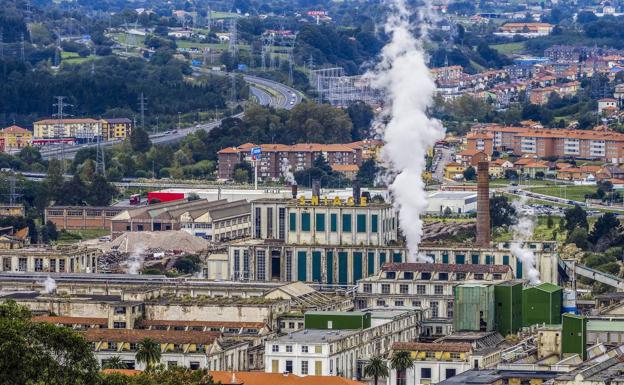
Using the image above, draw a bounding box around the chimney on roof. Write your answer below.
[312,179,321,198]
[353,180,361,205]
[291,184,298,199]
[475,153,491,247]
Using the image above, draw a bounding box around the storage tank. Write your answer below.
[562,289,578,315]
[453,284,495,332]
[522,283,563,326]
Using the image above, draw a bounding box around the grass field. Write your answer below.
[57,229,110,243]
[489,42,526,56]
[526,185,597,202]
[493,216,566,242]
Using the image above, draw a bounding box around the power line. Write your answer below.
[138,92,147,130]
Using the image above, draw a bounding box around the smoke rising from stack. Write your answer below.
[510,197,541,284]
[369,0,445,262]
[281,158,296,185]
[43,276,57,294]
[124,245,145,275]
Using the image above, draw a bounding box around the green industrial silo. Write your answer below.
[562,313,587,360]
[522,283,563,327]
[453,284,495,332]
[495,281,523,336]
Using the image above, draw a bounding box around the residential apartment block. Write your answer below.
[469,125,624,162]
[217,141,377,181]
[264,310,421,379]
[101,118,133,140]
[34,118,102,140]
[0,125,33,149]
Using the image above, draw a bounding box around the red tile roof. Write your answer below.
[101,369,141,376]
[139,319,266,329]
[209,371,366,385]
[1,125,31,134]
[33,316,108,325]
[84,328,221,344]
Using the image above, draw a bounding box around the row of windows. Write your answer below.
[290,212,385,233]
[271,344,322,354]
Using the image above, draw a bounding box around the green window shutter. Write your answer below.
[342,214,352,232]
[516,260,523,279]
[503,255,509,265]
[289,213,297,232]
[379,252,386,266]
[312,251,321,282]
[297,251,307,281]
[316,213,325,232]
[371,215,378,233]
[485,255,492,265]
[301,213,311,232]
[326,251,334,284]
[356,214,366,233]
[456,255,465,264]
[353,252,363,282]
[338,252,348,284]
[367,252,375,275]
[393,252,402,263]
[330,214,337,232]
[442,254,449,264]
[471,254,479,265]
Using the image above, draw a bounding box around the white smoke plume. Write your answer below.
[124,245,145,275]
[510,197,541,284]
[369,0,445,262]
[281,158,297,185]
[43,276,57,294]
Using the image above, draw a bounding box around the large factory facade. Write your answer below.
[226,181,559,285]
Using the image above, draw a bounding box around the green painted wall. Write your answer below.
[562,314,587,360]
[522,283,563,326]
[494,282,523,336]
[304,312,371,330]
[453,284,495,332]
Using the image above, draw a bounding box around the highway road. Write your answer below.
[39,73,302,161]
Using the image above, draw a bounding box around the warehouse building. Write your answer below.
[0,245,100,273]
[426,191,478,214]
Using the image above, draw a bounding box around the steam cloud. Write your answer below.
[510,198,541,284]
[124,245,145,275]
[43,276,57,294]
[281,158,296,185]
[369,0,445,262]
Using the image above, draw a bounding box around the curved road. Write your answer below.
[39,74,302,160]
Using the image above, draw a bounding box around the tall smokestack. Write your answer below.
[475,153,491,247]
[353,181,361,205]
[312,179,321,198]
[291,184,298,199]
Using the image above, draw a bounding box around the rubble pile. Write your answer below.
[421,221,476,242]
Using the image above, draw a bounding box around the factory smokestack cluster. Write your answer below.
[475,153,491,247]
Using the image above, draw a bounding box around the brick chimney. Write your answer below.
[475,153,491,247]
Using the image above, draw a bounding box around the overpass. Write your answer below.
[39,73,302,161]
[562,259,624,290]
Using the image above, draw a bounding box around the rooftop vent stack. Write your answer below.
[291,184,298,199]
[353,181,361,205]
[476,154,491,247]
[312,179,321,198]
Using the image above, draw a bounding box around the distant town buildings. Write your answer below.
[32,117,132,142]
[217,140,382,181]
[496,22,554,37]
[0,125,33,149]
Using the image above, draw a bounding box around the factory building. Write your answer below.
[250,196,398,246]
[0,245,100,273]
[354,263,513,338]
[426,191,477,214]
